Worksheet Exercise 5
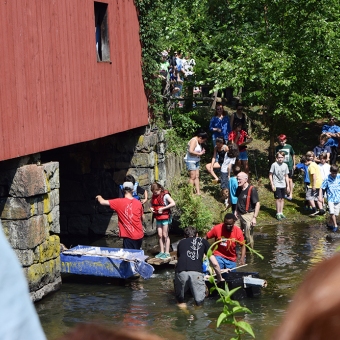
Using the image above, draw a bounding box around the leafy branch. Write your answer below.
[206,239,264,339]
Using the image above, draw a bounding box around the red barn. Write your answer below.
[0,0,148,162]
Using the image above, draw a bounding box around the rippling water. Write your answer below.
[36,222,340,339]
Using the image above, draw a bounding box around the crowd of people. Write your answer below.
[159,49,196,108]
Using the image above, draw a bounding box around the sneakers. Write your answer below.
[160,252,171,259]
[276,213,286,220]
[155,252,164,259]
[309,210,320,217]
[319,209,326,215]
[332,227,338,233]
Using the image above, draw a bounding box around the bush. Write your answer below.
[171,182,213,232]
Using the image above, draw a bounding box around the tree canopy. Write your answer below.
[135,0,340,150]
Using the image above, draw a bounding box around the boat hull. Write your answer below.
[60,245,148,279]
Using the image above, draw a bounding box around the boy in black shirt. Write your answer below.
[174,226,224,306]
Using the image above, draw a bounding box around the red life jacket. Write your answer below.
[151,190,171,221]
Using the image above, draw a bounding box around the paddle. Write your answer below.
[62,249,154,280]
[204,264,248,280]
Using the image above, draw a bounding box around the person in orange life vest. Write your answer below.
[235,172,260,248]
[150,182,176,260]
[96,182,144,250]
[205,213,245,270]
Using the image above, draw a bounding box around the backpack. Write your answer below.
[120,182,140,200]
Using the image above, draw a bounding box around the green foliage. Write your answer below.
[171,109,200,137]
[171,182,213,232]
[164,129,188,156]
[207,240,264,339]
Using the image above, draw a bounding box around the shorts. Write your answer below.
[238,150,248,161]
[215,256,237,271]
[122,238,143,250]
[288,169,294,179]
[174,271,206,305]
[235,213,254,248]
[185,161,200,171]
[328,202,340,216]
[156,219,170,226]
[274,187,286,199]
[220,172,229,189]
[306,188,320,201]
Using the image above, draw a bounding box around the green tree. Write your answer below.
[207,0,340,159]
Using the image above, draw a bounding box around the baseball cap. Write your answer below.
[161,50,168,57]
[122,182,134,190]
[278,134,286,141]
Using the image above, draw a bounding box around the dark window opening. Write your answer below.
[94,2,110,62]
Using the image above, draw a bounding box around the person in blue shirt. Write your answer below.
[319,164,340,232]
[209,103,231,147]
[322,115,340,165]
[313,134,331,164]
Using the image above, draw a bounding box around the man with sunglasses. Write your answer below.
[322,115,340,165]
[319,165,340,232]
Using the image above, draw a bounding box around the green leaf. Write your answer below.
[234,321,255,337]
[216,312,227,327]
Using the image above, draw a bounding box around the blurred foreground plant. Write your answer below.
[207,240,264,339]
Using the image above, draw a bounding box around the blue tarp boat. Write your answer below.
[60,245,154,280]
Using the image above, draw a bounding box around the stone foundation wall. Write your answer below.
[0,161,61,301]
[0,127,183,301]
[42,127,184,238]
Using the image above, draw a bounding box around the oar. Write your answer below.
[205,264,248,280]
[62,250,154,280]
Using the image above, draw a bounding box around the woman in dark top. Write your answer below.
[205,137,228,182]
[230,103,247,132]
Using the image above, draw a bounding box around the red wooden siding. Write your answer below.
[0,0,148,161]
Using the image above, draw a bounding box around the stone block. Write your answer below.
[125,168,155,187]
[130,151,155,168]
[30,276,62,302]
[14,249,35,267]
[0,197,31,219]
[67,215,91,236]
[136,133,158,153]
[90,213,119,236]
[10,164,48,197]
[34,235,60,263]
[43,162,60,190]
[157,162,167,186]
[3,215,49,250]
[48,205,60,233]
[25,257,61,291]
[157,142,166,157]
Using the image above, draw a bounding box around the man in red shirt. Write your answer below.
[205,213,246,270]
[96,182,144,249]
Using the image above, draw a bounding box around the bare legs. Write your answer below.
[188,169,201,195]
[205,163,220,181]
[287,178,293,199]
[157,224,170,254]
[276,198,284,214]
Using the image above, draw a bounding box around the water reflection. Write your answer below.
[37,222,340,340]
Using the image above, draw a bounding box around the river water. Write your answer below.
[36,222,340,340]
